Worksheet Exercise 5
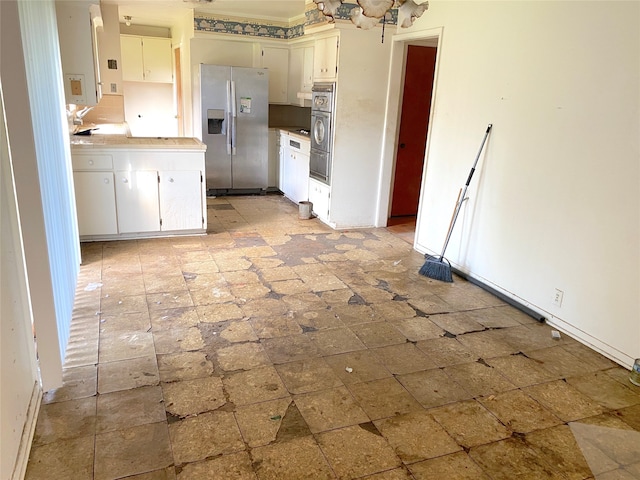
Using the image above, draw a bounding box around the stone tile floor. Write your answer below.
[26,195,640,479]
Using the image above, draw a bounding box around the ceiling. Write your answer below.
[106,0,308,28]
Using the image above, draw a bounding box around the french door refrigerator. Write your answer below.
[199,64,269,193]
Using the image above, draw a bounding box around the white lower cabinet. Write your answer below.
[73,171,118,236]
[159,171,203,231]
[293,150,310,203]
[279,131,288,192]
[279,131,310,204]
[115,170,161,233]
[309,177,330,223]
[72,147,206,240]
[268,129,278,189]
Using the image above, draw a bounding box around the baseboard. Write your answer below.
[450,267,546,322]
[544,315,635,369]
[12,380,41,480]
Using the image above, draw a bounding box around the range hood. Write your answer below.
[296,91,312,107]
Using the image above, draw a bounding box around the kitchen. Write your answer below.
[56,0,640,372]
[61,0,398,240]
[5,1,640,478]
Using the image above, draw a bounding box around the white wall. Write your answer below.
[171,10,195,136]
[390,1,639,366]
[331,27,392,228]
[0,81,41,480]
[2,0,85,474]
[17,0,81,387]
[123,82,178,137]
[97,2,123,95]
[1,3,51,478]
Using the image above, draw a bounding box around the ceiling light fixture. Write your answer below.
[124,15,132,26]
[313,0,429,30]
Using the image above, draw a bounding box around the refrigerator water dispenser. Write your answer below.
[207,109,225,135]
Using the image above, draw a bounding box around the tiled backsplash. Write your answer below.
[269,104,311,129]
[80,94,125,124]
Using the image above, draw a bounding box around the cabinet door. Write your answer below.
[309,177,330,222]
[73,171,118,236]
[302,46,314,91]
[314,35,338,80]
[285,149,309,204]
[158,171,203,231]
[297,153,310,203]
[286,149,298,202]
[278,132,288,192]
[120,35,144,82]
[288,47,304,104]
[268,129,278,188]
[142,37,172,83]
[262,47,289,104]
[115,170,160,233]
[56,2,101,105]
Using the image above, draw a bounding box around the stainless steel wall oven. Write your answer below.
[310,83,335,185]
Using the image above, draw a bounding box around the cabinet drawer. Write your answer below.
[72,154,113,170]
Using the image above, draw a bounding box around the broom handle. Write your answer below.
[438,124,492,260]
[446,188,463,239]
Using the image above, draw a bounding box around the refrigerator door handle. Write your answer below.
[226,80,232,155]
[230,80,237,155]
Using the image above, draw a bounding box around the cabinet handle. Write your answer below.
[169,178,174,183]
[103,178,109,184]
[122,178,128,183]
[89,160,94,165]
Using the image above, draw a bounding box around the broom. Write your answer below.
[419,124,493,282]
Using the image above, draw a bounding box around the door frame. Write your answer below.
[376,28,442,230]
[174,45,184,136]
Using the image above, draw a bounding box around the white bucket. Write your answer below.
[298,201,313,219]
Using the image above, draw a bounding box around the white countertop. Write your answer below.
[70,123,206,151]
[71,135,206,150]
[278,127,311,143]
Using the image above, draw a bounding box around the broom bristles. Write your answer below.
[419,257,453,282]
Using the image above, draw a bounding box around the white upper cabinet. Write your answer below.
[56,1,103,105]
[142,38,173,83]
[302,46,314,91]
[288,44,314,105]
[120,35,144,82]
[121,35,172,83]
[261,46,289,104]
[314,34,339,81]
[288,47,304,105]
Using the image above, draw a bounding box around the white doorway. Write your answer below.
[376,28,442,235]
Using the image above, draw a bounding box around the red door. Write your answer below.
[390,45,437,217]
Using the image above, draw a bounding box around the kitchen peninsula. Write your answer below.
[70,131,207,240]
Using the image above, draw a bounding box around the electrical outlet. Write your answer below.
[110,83,117,93]
[553,288,564,307]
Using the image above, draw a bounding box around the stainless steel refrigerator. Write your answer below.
[199,64,269,192]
